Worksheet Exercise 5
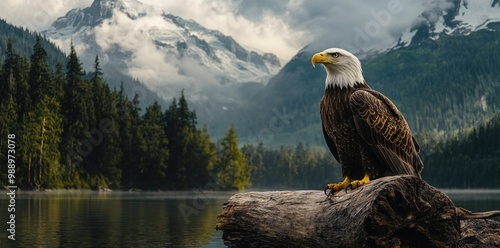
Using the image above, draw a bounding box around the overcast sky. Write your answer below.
[0,0,453,60]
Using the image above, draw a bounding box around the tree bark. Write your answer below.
[216,175,500,247]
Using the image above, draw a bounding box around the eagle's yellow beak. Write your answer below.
[311,52,338,68]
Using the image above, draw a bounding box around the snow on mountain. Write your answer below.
[394,0,500,48]
[43,0,281,102]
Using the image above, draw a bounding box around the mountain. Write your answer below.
[395,0,500,48]
[44,0,139,37]
[43,0,281,133]
[236,0,500,147]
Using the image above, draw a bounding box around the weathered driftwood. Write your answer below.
[216,175,500,247]
[459,219,500,247]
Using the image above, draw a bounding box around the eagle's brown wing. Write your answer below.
[322,124,340,163]
[349,89,423,177]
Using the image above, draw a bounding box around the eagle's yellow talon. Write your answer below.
[324,177,350,195]
[348,174,370,190]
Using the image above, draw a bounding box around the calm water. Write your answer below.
[1,189,499,247]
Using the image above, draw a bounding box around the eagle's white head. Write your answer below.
[311,48,365,89]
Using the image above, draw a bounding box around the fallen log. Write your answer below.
[216,175,500,247]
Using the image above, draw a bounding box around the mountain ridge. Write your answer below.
[395,0,500,48]
[43,0,281,90]
[42,0,283,134]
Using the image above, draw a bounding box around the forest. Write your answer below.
[422,115,500,188]
[0,35,341,190]
[0,32,499,190]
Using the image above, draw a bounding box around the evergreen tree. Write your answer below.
[177,90,197,129]
[117,84,135,188]
[215,126,251,190]
[95,88,122,189]
[123,93,146,188]
[242,144,264,188]
[138,101,168,189]
[52,63,65,104]
[61,44,94,170]
[28,35,52,105]
[0,38,16,101]
[0,96,17,184]
[86,56,122,188]
[19,95,62,188]
[163,92,198,189]
[184,126,217,188]
[5,48,31,122]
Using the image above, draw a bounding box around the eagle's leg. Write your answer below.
[324,177,350,195]
[346,174,370,191]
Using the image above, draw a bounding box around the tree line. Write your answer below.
[0,36,343,191]
[0,36,251,190]
[2,34,497,191]
[422,115,500,188]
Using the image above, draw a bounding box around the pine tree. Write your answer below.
[19,95,62,188]
[163,98,183,188]
[0,96,17,184]
[138,101,168,189]
[178,90,197,129]
[215,126,251,190]
[96,88,122,189]
[28,35,53,105]
[0,38,16,101]
[117,84,135,188]
[184,126,217,188]
[241,144,264,187]
[162,91,197,189]
[13,55,31,121]
[85,56,122,188]
[122,93,146,188]
[52,63,65,104]
[61,44,94,171]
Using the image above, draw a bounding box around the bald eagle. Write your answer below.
[311,48,423,195]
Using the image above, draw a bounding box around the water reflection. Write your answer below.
[0,191,233,248]
[0,189,499,247]
[443,189,500,221]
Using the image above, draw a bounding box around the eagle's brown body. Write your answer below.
[320,83,423,181]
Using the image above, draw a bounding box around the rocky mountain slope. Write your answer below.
[43,0,281,129]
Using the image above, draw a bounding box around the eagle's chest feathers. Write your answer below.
[320,85,366,147]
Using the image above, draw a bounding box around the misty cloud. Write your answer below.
[89,8,224,101]
[0,0,459,59]
[0,0,92,30]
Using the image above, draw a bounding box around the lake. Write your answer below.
[1,189,499,247]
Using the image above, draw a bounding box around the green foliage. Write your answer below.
[29,35,53,104]
[138,101,169,189]
[0,96,17,183]
[423,115,500,188]
[184,126,217,188]
[214,126,251,190]
[242,143,342,189]
[19,95,63,188]
[0,19,67,70]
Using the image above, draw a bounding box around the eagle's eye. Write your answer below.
[330,52,340,58]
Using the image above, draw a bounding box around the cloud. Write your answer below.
[140,0,453,58]
[139,0,301,60]
[85,8,231,102]
[0,0,92,30]
[0,0,456,60]
[413,0,456,26]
